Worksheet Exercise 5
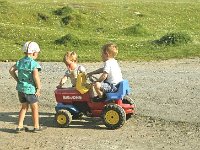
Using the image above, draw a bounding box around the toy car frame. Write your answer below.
[54,73,135,130]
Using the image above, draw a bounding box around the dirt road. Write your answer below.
[0,58,200,150]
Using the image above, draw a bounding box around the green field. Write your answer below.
[0,0,200,62]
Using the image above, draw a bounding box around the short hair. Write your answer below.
[63,51,77,65]
[102,43,118,58]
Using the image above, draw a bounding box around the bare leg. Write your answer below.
[18,103,29,128]
[31,102,39,128]
[89,85,97,98]
[94,82,103,97]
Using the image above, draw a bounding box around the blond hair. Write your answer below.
[102,43,118,58]
[63,51,77,65]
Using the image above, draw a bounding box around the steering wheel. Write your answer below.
[88,75,98,83]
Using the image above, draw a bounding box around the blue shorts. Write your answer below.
[101,82,119,93]
[18,92,38,104]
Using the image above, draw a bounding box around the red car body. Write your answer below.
[55,87,134,117]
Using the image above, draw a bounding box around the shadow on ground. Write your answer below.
[0,111,105,134]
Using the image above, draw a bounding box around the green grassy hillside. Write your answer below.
[0,0,200,62]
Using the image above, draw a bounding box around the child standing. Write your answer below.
[57,51,86,88]
[9,41,46,133]
[87,43,123,101]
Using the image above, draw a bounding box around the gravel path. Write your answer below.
[0,58,200,150]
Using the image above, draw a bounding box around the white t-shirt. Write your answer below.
[65,65,86,86]
[103,58,123,85]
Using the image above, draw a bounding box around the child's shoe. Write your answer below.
[33,126,47,133]
[15,127,25,133]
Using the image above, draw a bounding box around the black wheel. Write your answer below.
[72,112,84,120]
[126,113,133,120]
[102,104,126,130]
[123,96,134,105]
[123,96,135,120]
[55,109,72,128]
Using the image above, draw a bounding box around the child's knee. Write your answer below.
[94,82,101,89]
[21,103,29,110]
[31,102,39,110]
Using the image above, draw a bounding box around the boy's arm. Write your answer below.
[9,65,18,82]
[97,71,108,82]
[33,68,41,97]
[87,68,103,76]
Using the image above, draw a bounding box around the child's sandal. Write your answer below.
[33,126,47,133]
[15,127,25,133]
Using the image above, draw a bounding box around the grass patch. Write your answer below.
[55,33,80,46]
[123,23,148,36]
[0,0,200,62]
[53,6,83,27]
[53,6,73,16]
[38,13,49,21]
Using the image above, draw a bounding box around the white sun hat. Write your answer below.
[22,41,40,53]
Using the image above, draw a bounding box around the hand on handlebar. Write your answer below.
[86,72,92,77]
[86,73,98,83]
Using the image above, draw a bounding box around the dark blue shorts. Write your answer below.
[101,82,119,93]
[18,92,38,104]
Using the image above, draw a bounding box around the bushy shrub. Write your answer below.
[54,33,80,46]
[54,6,73,16]
[153,32,192,46]
[38,13,49,21]
[61,15,73,25]
[54,6,82,27]
[124,23,148,36]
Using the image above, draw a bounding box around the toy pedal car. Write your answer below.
[54,73,135,130]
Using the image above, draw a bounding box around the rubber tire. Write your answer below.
[102,104,126,130]
[123,96,135,120]
[72,112,84,120]
[126,113,133,120]
[55,109,72,128]
[123,96,135,105]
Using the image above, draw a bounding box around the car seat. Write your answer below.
[105,80,130,101]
